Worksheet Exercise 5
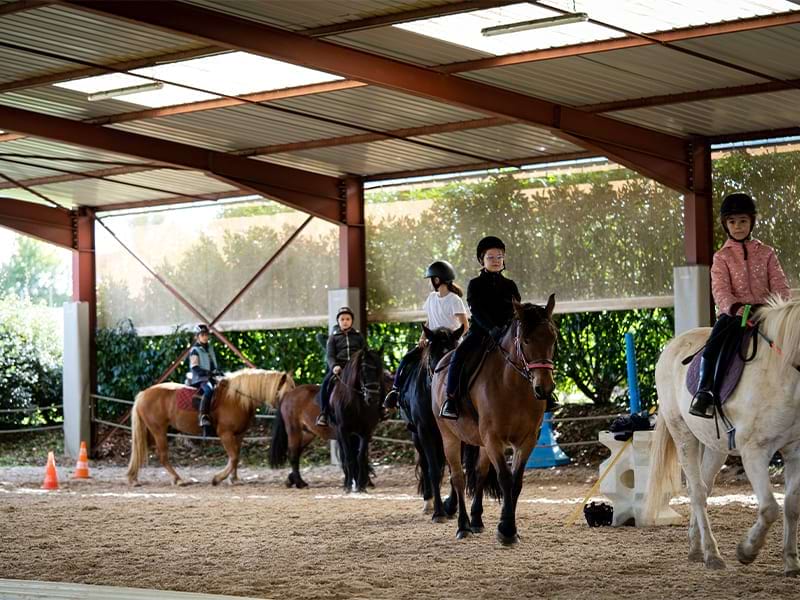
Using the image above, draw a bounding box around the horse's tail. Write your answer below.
[642,414,681,525]
[268,407,289,468]
[126,392,149,484]
[464,444,501,500]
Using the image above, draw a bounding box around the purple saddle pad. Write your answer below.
[685,329,754,406]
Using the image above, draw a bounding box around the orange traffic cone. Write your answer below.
[42,451,59,490]
[73,441,90,479]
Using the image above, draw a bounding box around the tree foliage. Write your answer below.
[0,237,70,306]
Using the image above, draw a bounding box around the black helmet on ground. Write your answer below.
[476,236,506,263]
[720,192,756,218]
[193,323,210,336]
[424,260,456,283]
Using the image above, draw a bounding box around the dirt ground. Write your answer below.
[0,463,796,600]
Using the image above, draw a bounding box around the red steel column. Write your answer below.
[684,140,714,266]
[339,177,367,331]
[72,207,97,393]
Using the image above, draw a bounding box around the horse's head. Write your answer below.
[341,348,385,406]
[512,293,557,402]
[422,324,464,369]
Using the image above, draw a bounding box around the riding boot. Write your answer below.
[439,394,459,420]
[689,357,716,419]
[198,390,214,436]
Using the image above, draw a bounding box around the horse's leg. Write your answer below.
[152,426,183,486]
[356,434,370,493]
[469,448,492,533]
[441,431,471,539]
[229,435,244,484]
[419,423,448,521]
[412,431,434,514]
[510,434,538,518]
[286,426,306,489]
[688,447,727,563]
[484,437,517,545]
[780,442,800,577]
[672,422,725,569]
[737,447,781,565]
[211,431,239,486]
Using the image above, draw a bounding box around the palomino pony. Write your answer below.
[270,359,392,489]
[644,297,800,576]
[127,368,294,486]
[432,295,557,543]
[402,324,463,518]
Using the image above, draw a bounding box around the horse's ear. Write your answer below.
[422,324,433,340]
[545,293,556,318]
[512,297,524,316]
[279,372,287,389]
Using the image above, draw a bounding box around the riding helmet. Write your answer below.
[335,306,355,320]
[720,192,757,218]
[193,323,210,335]
[424,260,456,283]
[476,236,506,263]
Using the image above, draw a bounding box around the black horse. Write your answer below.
[330,348,387,492]
[399,325,463,520]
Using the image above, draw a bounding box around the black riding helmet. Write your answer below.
[720,192,757,237]
[193,323,210,336]
[335,306,355,320]
[476,236,506,264]
[424,260,456,283]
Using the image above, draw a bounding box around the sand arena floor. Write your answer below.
[0,463,797,599]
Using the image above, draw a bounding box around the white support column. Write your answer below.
[63,301,90,459]
[673,265,712,335]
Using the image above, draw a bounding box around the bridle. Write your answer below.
[497,321,555,385]
[335,354,383,405]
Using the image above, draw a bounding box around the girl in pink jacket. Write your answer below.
[690,192,791,418]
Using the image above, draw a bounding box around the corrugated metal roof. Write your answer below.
[181,0,468,31]
[458,44,764,107]
[0,137,150,172]
[0,167,235,208]
[0,4,209,81]
[0,86,145,121]
[607,89,800,137]
[110,104,363,153]
[328,26,490,65]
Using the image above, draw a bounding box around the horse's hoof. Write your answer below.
[471,524,485,534]
[688,549,704,563]
[736,542,756,565]
[496,528,519,546]
[785,569,800,578]
[128,479,141,487]
[285,478,294,488]
[211,478,220,487]
[706,555,727,570]
[422,500,434,515]
[431,514,448,524]
[366,479,375,488]
[456,529,472,540]
[296,479,308,489]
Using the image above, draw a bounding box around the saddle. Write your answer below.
[685,327,756,407]
[175,386,218,412]
[437,342,493,412]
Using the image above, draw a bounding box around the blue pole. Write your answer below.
[625,332,641,414]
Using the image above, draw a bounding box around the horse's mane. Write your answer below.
[755,295,800,373]
[516,301,557,337]
[223,368,295,411]
[340,349,365,391]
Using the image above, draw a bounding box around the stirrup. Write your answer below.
[689,391,715,419]
[383,388,399,409]
[439,398,458,420]
[199,414,212,427]
[315,413,329,427]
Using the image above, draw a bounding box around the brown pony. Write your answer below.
[127,368,294,486]
[432,296,557,544]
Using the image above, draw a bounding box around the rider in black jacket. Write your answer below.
[440,236,520,419]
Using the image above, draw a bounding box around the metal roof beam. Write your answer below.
[0,0,52,17]
[0,105,344,222]
[67,0,691,192]
[0,196,74,249]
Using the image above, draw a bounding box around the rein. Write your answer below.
[497,321,555,383]
[334,364,382,404]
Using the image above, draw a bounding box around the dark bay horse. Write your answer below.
[270,351,389,490]
[401,325,463,518]
[432,296,557,544]
[128,369,294,486]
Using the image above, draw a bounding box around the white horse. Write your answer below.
[644,297,800,576]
